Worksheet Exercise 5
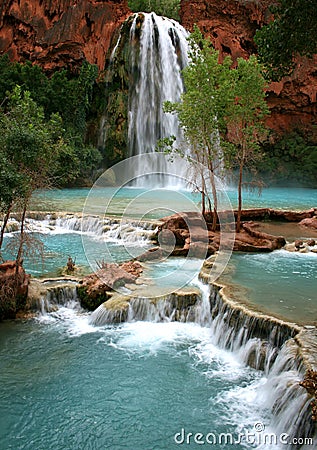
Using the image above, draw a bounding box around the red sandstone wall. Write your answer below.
[0,0,316,137]
[0,0,131,71]
[180,0,317,137]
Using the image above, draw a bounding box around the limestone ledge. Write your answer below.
[90,286,202,325]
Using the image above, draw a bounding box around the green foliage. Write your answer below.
[128,0,180,20]
[260,131,317,187]
[163,27,235,165]
[0,55,102,185]
[255,0,317,80]
[1,86,64,193]
[160,27,270,228]
[225,55,269,167]
[0,86,72,260]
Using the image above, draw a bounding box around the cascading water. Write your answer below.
[102,13,189,186]
[128,14,188,157]
[88,277,316,447]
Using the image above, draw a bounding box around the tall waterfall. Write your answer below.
[128,14,188,156]
[103,13,189,185]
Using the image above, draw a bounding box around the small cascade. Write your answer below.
[258,339,315,447]
[200,281,300,372]
[89,289,201,326]
[15,214,158,245]
[127,297,177,322]
[38,282,79,314]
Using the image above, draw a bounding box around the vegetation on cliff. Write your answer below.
[0,55,102,186]
[255,0,317,80]
[260,130,317,187]
[128,0,180,20]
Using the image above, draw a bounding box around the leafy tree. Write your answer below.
[225,56,270,231]
[255,0,317,80]
[162,28,235,230]
[0,86,69,265]
[128,0,180,20]
[160,28,269,231]
[0,56,102,185]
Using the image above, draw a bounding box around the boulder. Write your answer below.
[299,217,317,230]
[78,261,142,311]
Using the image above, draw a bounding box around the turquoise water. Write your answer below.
[1,186,316,449]
[33,186,317,216]
[0,313,271,450]
[222,251,317,325]
[2,232,150,277]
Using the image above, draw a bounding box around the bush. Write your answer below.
[259,130,317,186]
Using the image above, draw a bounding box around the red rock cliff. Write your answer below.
[180,0,317,138]
[0,0,130,71]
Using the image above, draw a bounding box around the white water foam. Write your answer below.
[5,215,156,247]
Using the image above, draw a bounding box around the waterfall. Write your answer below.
[102,12,189,186]
[89,288,201,325]
[257,340,315,447]
[37,282,79,314]
[88,279,316,445]
[128,13,188,155]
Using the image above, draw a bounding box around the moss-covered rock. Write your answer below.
[77,285,111,312]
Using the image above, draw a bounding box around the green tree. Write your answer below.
[0,86,69,265]
[161,28,269,232]
[128,0,180,20]
[0,56,102,185]
[255,0,317,80]
[162,28,234,230]
[225,56,270,231]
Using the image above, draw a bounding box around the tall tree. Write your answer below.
[161,28,269,232]
[225,56,270,232]
[163,28,234,230]
[255,0,317,80]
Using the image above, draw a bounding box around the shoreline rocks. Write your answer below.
[0,261,30,320]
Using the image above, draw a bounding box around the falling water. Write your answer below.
[109,13,189,186]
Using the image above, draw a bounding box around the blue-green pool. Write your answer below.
[0,313,271,450]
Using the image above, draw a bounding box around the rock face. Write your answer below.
[180,0,317,138]
[0,0,130,71]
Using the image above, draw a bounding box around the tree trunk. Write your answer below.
[236,161,243,232]
[210,170,218,232]
[0,202,13,257]
[15,203,27,276]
